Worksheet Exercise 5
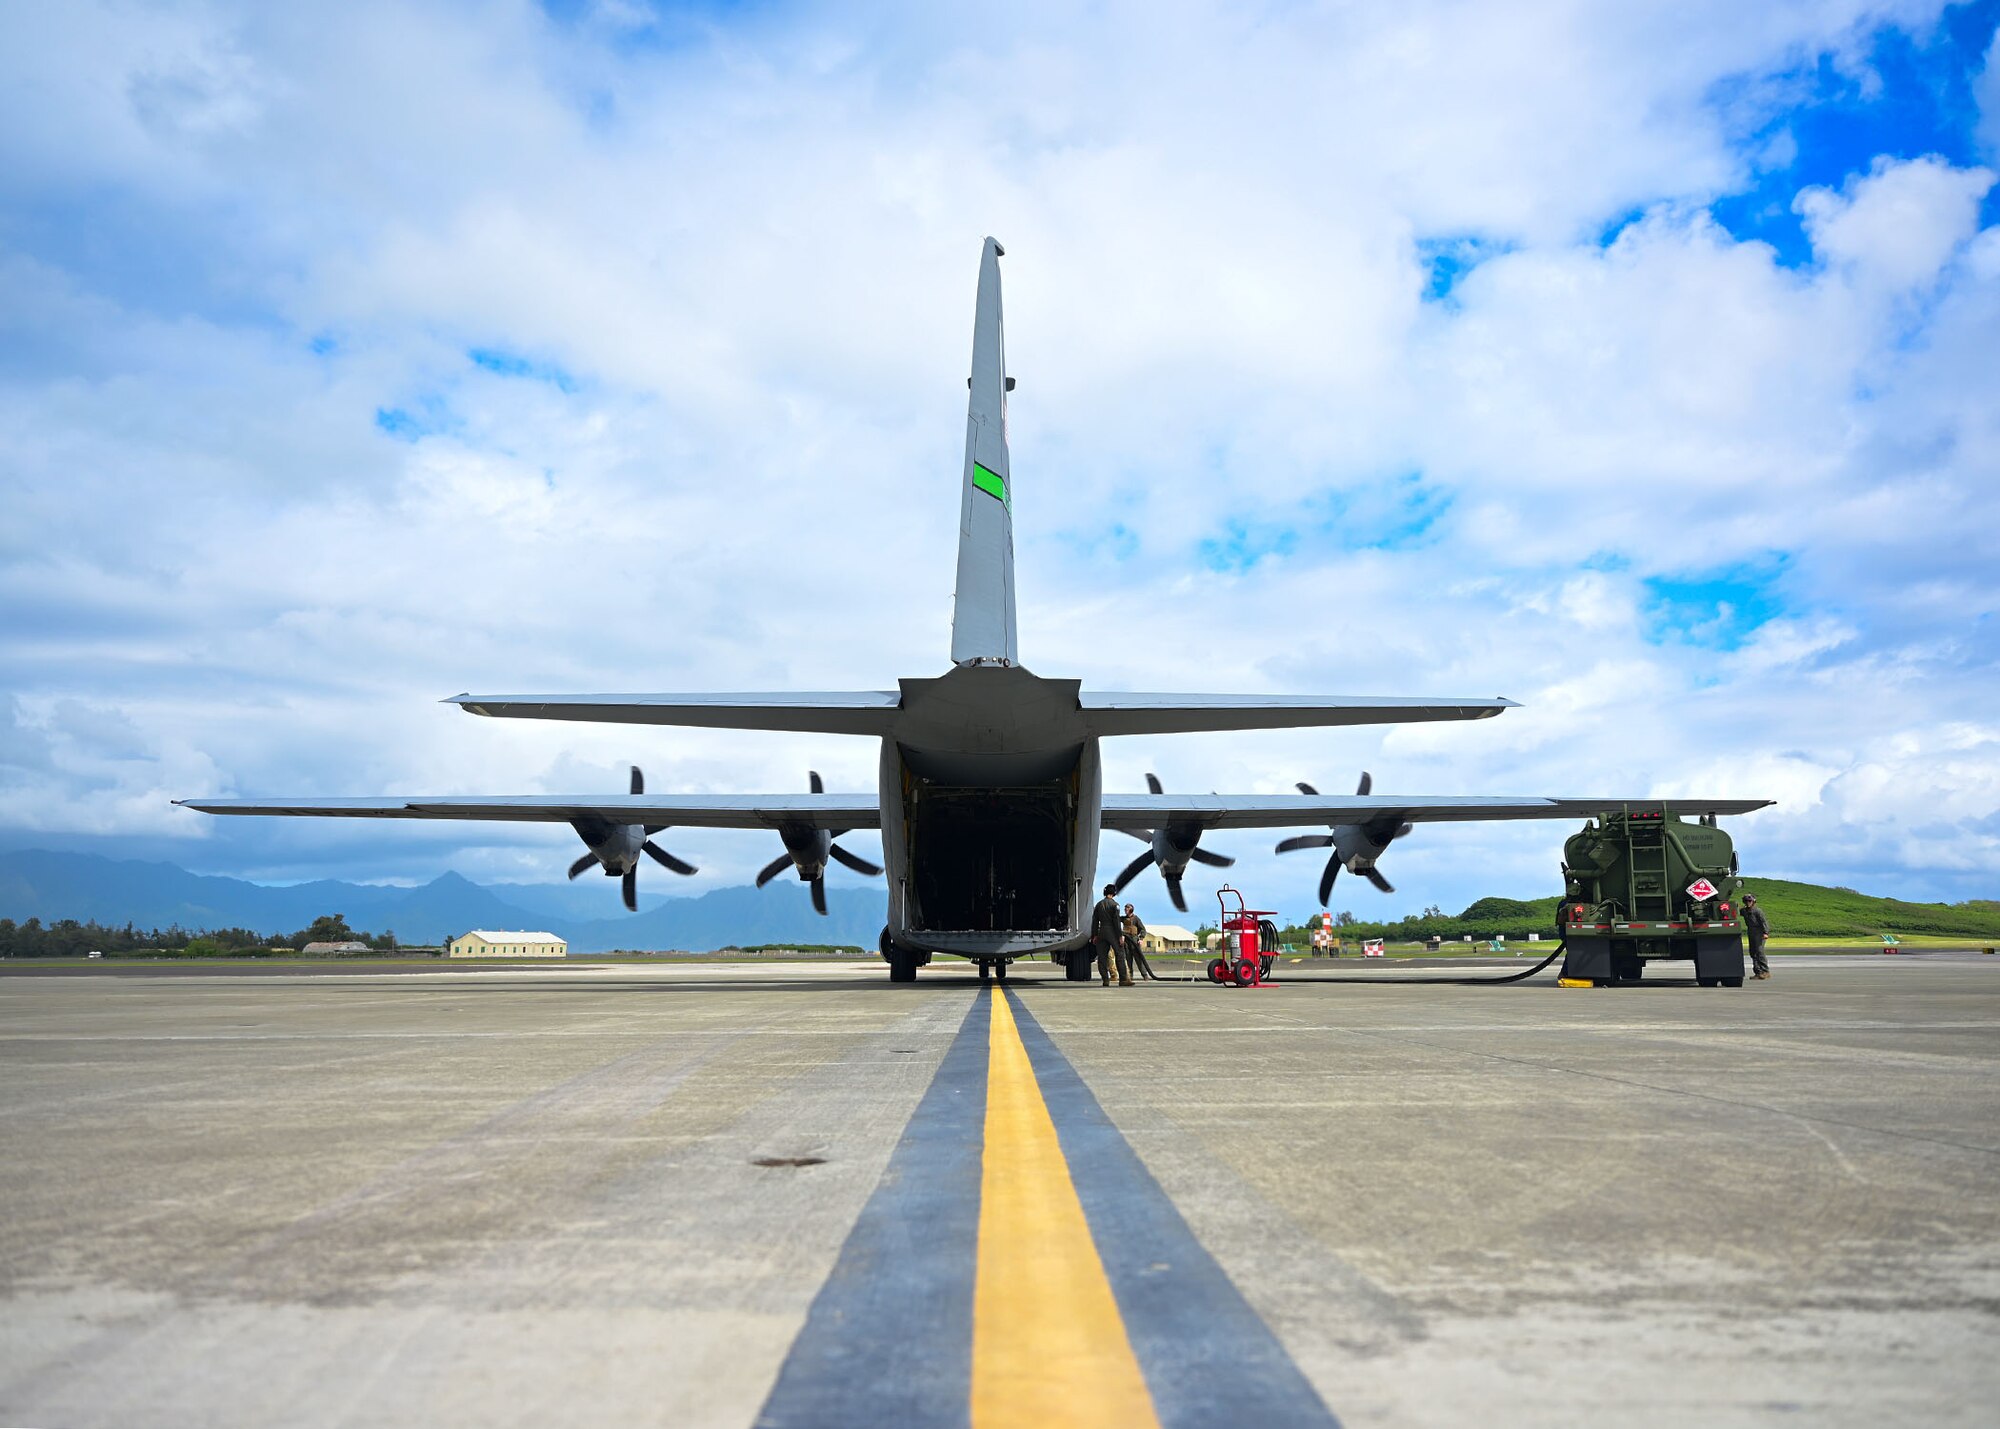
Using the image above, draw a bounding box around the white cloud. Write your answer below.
[1797,154,1996,289]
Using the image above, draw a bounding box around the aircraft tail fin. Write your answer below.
[949,236,1018,666]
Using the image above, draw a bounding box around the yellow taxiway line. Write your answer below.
[972,990,1160,1428]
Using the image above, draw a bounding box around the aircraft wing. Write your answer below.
[175,794,881,830]
[447,692,902,735]
[1078,694,1516,735]
[1099,794,1773,831]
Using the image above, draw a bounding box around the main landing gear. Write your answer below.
[976,960,1011,984]
[880,927,919,984]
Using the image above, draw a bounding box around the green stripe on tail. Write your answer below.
[972,463,1009,508]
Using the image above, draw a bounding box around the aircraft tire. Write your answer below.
[995,961,1009,983]
[977,961,991,984]
[887,948,918,983]
[1065,952,1092,982]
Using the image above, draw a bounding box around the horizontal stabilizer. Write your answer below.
[1100,794,1773,832]
[448,692,901,735]
[177,793,881,830]
[1081,693,1516,736]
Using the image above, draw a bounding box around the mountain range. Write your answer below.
[0,849,884,953]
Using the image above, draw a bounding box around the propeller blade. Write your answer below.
[811,876,827,916]
[622,866,638,912]
[1110,849,1156,895]
[1145,772,1164,795]
[809,770,823,795]
[1318,856,1340,907]
[630,765,644,796]
[568,851,601,880]
[1362,866,1395,894]
[1356,770,1371,797]
[1165,871,1187,913]
[755,853,793,888]
[1296,781,1319,797]
[828,842,883,877]
[1275,834,1334,854]
[642,841,697,876]
[1189,846,1235,868]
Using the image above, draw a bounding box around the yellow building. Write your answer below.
[1140,923,1200,953]
[448,930,567,959]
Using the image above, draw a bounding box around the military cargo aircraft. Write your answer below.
[180,238,1769,981]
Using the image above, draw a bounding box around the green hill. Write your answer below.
[1736,879,2000,937]
[1279,879,1999,944]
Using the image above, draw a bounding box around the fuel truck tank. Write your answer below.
[1558,808,1745,986]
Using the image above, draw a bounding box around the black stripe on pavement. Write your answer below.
[755,992,990,1429]
[1005,989,1341,1428]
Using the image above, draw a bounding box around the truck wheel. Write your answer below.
[1698,977,1717,987]
[1722,977,1744,988]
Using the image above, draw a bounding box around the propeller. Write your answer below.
[1274,772,1412,904]
[1111,772,1235,913]
[565,765,698,911]
[754,770,884,916]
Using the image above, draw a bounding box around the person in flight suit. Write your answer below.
[1743,893,1772,980]
[1091,884,1131,986]
[1122,904,1158,980]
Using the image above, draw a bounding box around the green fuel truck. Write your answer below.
[1558,808,1746,986]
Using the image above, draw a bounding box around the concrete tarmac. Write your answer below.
[2,956,1995,1426]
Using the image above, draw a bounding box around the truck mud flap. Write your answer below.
[1560,936,1611,982]
[1693,934,1744,984]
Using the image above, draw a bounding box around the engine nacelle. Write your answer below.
[573,817,645,874]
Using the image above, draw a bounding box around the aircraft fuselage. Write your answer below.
[871,663,1103,962]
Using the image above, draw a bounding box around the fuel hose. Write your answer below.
[1164,940,1569,985]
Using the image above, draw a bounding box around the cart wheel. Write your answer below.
[1235,961,1257,987]
[1207,959,1230,984]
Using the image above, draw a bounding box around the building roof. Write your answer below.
[1147,923,1198,942]
[460,930,565,944]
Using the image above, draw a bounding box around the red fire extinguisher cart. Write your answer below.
[1210,885,1279,987]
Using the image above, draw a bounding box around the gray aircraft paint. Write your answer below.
[181,237,1772,969]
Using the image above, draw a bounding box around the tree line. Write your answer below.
[0,914,413,959]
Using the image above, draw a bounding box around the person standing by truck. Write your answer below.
[1743,893,1771,980]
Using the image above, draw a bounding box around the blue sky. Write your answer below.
[2,0,1997,922]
